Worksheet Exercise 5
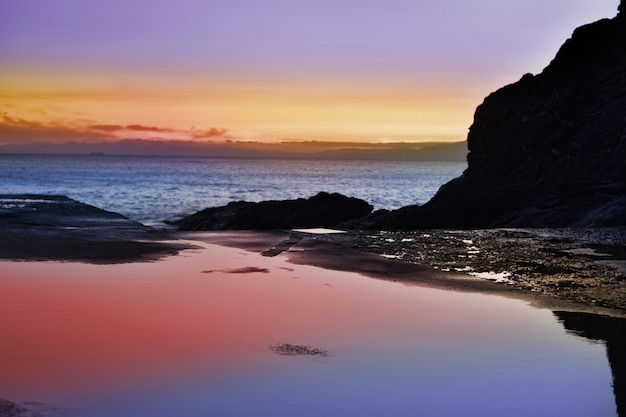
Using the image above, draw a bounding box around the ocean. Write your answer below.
[0,154,466,227]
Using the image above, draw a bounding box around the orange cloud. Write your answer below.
[89,124,176,133]
[89,124,125,132]
[126,124,176,133]
[0,115,236,145]
[0,116,115,144]
[193,128,228,139]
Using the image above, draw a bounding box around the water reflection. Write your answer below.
[0,243,620,416]
[555,311,626,417]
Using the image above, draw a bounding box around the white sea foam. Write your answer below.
[470,271,513,284]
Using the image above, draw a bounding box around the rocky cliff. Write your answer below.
[362,2,626,229]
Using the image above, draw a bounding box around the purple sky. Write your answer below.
[0,0,619,144]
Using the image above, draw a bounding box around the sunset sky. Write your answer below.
[0,0,618,147]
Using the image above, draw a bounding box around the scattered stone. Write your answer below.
[319,228,626,314]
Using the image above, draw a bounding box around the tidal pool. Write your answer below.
[0,241,620,416]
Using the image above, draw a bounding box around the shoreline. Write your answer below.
[184,229,626,319]
[1,195,624,318]
[312,228,626,318]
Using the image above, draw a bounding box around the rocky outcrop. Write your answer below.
[0,195,187,263]
[175,192,373,231]
[360,3,626,229]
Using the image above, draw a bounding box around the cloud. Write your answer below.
[0,116,232,145]
[89,124,175,133]
[89,124,125,132]
[88,125,124,132]
[126,124,175,133]
[193,127,228,139]
[0,116,115,144]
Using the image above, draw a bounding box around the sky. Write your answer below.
[0,0,619,147]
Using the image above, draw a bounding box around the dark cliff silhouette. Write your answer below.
[358,2,626,229]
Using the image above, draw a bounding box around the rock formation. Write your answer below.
[359,3,626,229]
[175,192,373,231]
[0,195,186,263]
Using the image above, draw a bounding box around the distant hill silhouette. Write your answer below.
[358,2,626,229]
[0,139,466,161]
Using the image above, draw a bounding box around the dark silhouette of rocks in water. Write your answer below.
[357,3,626,229]
[0,398,26,417]
[555,311,626,417]
[175,192,373,231]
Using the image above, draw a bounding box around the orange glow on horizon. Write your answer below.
[0,64,483,144]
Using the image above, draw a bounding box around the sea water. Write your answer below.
[0,154,466,226]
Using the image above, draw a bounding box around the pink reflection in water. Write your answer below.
[0,242,617,416]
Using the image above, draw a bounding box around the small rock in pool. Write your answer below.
[270,343,331,357]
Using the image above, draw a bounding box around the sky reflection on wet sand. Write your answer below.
[0,242,617,416]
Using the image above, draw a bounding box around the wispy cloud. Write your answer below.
[89,124,176,133]
[0,115,235,145]
[89,124,125,132]
[126,124,176,133]
[193,128,228,139]
[0,116,115,144]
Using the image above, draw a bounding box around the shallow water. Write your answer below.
[0,242,619,416]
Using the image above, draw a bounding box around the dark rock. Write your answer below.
[359,5,626,229]
[0,194,187,263]
[269,343,331,357]
[0,398,26,417]
[176,192,373,231]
